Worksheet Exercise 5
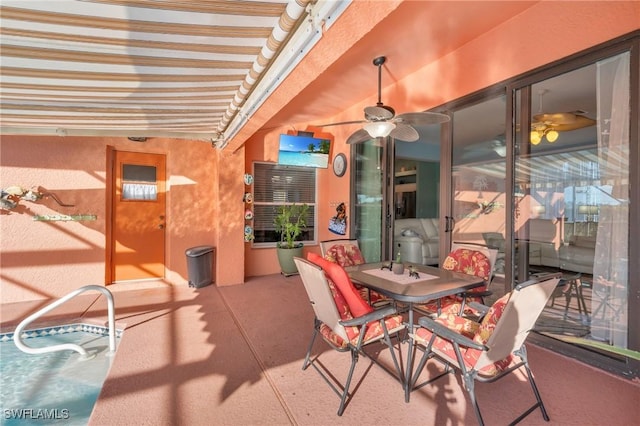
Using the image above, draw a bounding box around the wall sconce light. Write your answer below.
[364,121,396,138]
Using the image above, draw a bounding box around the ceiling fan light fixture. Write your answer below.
[364,121,396,138]
[530,130,542,145]
[545,129,559,142]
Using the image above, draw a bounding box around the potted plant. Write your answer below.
[274,203,309,275]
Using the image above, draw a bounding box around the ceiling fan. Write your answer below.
[319,56,450,144]
[529,89,596,145]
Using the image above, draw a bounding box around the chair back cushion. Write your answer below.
[307,252,373,318]
[324,243,365,267]
[442,248,492,282]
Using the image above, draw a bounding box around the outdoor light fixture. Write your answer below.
[364,121,396,138]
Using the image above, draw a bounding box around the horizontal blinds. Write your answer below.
[253,162,316,233]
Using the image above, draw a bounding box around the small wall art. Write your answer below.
[328,202,347,235]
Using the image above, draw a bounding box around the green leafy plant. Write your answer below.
[274,203,309,249]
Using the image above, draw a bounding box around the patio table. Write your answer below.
[346,261,484,402]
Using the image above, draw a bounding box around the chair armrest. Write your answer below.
[417,316,486,351]
[340,305,398,327]
[466,301,491,316]
[462,290,492,298]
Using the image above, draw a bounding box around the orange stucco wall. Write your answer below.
[1,135,245,303]
[242,1,639,276]
[2,1,638,302]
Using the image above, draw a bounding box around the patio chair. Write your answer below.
[295,256,406,416]
[319,238,361,258]
[415,242,498,317]
[410,272,561,426]
[320,238,389,306]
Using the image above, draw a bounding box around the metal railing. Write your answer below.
[14,285,116,360]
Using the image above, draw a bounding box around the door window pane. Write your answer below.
[122,164,157,200]
[353,140,385,262]
[451,95,507,274]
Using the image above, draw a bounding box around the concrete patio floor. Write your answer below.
[1,274,639,425]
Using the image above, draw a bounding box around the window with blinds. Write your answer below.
[252,162,317,246]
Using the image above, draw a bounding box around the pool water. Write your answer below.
[0,325,121,425]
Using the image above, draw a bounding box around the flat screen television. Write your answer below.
[277,133,331,168]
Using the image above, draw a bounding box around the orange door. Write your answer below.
[112,151,166,282]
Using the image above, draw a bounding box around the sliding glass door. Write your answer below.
[514,51,632,362]
[439,37,637,377]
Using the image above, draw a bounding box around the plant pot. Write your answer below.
[392,262,405,275]
[276,245,304,276]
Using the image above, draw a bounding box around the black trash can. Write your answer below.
[185,245,215,288]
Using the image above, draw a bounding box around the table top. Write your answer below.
[346,262,484,304]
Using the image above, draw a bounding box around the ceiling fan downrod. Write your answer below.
[373,56,386,107]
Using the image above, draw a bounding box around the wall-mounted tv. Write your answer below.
[277,133,331,168]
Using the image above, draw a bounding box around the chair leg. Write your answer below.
[302,320,320,371]
[515,345,550,423]
[380,325,403,381]
[522,362,550,422]
[462,372,485,426]
[337,349,359,416]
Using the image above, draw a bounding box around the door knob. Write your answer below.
[158,224,164,229]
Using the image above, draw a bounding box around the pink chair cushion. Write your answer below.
[324,243,365,267]
[323,245,390,306]
[307,252,373,318]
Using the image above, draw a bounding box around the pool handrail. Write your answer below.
[13,285,116,359]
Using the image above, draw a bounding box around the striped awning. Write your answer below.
[0,0,346,143]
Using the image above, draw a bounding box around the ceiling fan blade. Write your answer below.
[395,111,450,125]
[389,123,419,142]
[346,128,373,144]
[364,105,394,121]
[548,115,596,131]
[317,119,367,127]
[533,112,577,125]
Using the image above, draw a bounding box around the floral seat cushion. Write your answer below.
[324,243,365,266]
[318,275,403,347]
[415,292,513,376]
[442,248,491,283]
[417,248,491,314]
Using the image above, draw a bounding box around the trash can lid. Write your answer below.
[185,245,214,256]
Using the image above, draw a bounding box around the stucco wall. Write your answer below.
[242,0,639,276]
[1,135,244,303]
[2,1,638,300]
